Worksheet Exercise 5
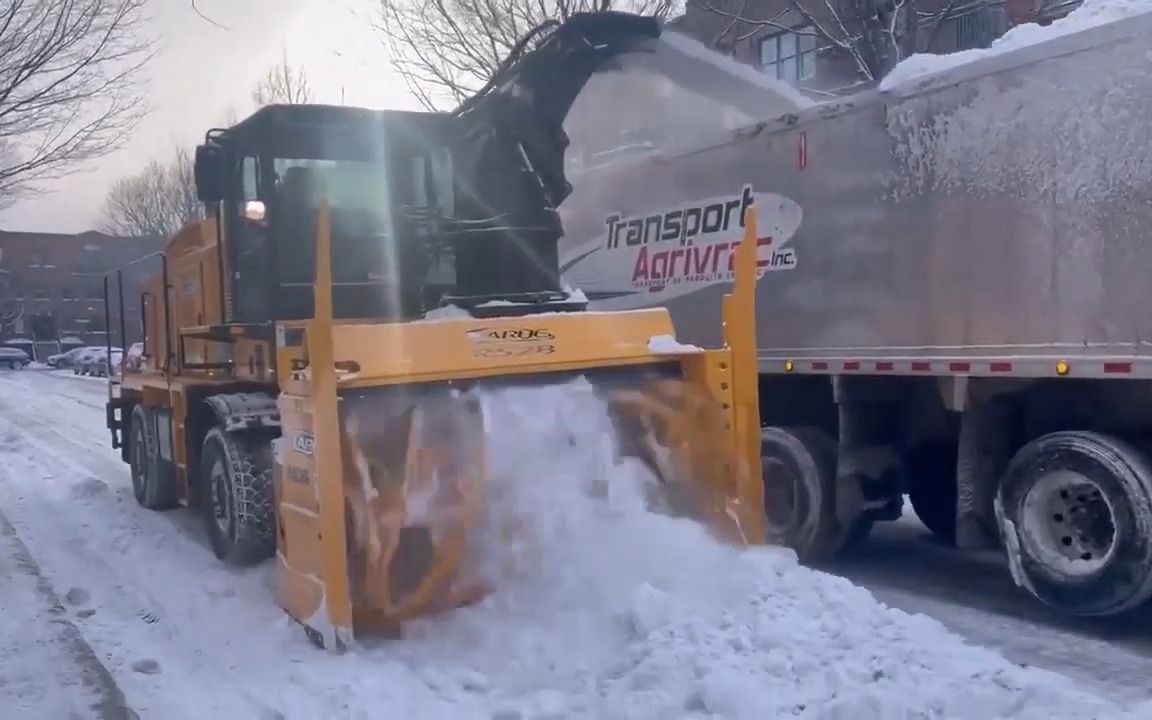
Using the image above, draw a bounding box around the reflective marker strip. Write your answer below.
[760,358,1145,378]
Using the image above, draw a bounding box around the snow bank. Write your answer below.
[881,0,1152,90]
[344,379,1125,719]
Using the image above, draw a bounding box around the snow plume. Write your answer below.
[370,378,1127,719]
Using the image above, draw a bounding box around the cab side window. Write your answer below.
[228,155,271,322]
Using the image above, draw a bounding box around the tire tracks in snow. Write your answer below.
[0,503,135,720]
[0,375,288,719]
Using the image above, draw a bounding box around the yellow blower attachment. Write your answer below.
[272,205,764,651]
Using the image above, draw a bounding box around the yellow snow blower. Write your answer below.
[104,11,764,651]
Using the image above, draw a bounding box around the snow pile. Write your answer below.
[423,287,590,319]
[343,378,1127,719]
[647,333,703,353]
[881,0,1152,90]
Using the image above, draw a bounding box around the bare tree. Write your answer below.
[99,146,201,238]
[0,0,153,210]
[252,52,313,106]
[375,0,682,111]
[699,0,1010,85]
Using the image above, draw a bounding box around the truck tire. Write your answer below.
[905,440,959,545]
[996,431,1152,617]
[129,405,178,510]
[761,426,840,563]
[200,427,275,566]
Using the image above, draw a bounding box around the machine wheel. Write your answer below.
[905,440,959,545]
[129,405,178,510]
[997,431,1152,617]
[760,426,840,563]
[200,427,275,566]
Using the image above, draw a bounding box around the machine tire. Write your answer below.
[200,427,275,566]
[129,405,178,510]
[906,440,959,545]
[997,431,1152,617]
[760,426,840,563]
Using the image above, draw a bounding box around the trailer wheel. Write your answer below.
[200,427,275,566]
[997,431,1152,617]
[129,405,178,510]
[761,426,840,563]
[905,440,959,545]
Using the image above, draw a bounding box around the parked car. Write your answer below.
[92,350,124,378]
[2,338,35,363]
[123,342,145,373]
[0,347,31,369]
[74,347,117,376]
[48,345,91,368]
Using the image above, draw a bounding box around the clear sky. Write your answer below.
[1,0,419,234]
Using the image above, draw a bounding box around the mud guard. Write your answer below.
[205,393,281,432]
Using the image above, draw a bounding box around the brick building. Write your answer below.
[670,0,1083,98]
[0,230,161,354]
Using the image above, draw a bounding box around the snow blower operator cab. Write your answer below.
[102,10,766,651]
[191,105,460,327]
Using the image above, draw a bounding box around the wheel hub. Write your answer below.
[1021,470,1116,576]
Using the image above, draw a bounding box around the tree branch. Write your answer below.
[0,0,153,210]
[374,0,680,111]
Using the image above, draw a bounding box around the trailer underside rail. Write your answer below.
[759,354,1152,379]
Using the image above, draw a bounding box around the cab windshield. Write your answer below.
[270,156,393,288]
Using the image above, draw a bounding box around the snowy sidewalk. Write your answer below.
[0,499,132,719]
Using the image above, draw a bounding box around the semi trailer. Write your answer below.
[559,10,1152,617]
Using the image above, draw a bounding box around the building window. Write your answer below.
[62,287,75,301]
[30,250,49,267]
[760,27,819,85]
[33,288,50,301]
[953,8,1004,50]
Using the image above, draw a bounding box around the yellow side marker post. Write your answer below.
[722,206,765,544]
[309,202,355,651]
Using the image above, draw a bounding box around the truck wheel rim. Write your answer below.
[210,458,232,538]
[1021,470,1116,577]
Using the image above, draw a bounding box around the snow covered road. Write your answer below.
[0,370,1149,719]
[827,520,1152,705]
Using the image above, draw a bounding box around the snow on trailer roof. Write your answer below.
[880,0,1152,91]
